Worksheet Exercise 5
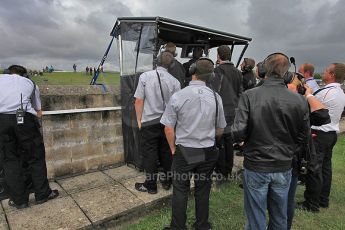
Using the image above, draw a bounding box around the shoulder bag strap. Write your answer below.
[313,86,336,96]
[212,90,219,145]
[156,70,165,108]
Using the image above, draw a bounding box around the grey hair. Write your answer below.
[264,54,290,78]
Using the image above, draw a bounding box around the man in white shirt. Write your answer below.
[298,63,345,212]
[298,63,320,92]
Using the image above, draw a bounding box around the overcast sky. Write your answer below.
[0,0,344,72]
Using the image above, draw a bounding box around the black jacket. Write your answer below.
[168,59,186,88]
[231,77,310,173]
[242,70,256,91]
[182,58,197,87]
[210,62,243,125]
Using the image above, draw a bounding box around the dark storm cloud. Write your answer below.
[0,0,131,70]
[0,0,344,72]
[244,0,345,71]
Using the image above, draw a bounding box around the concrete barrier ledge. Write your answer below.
[43,106,122,115]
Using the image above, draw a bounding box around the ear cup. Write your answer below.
[189,62,197,76]
[283,71,294,85]
[189,57,214,76]
[161,44,178,57]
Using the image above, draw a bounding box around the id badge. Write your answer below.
[16,108,25,125]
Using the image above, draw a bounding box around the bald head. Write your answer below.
[158,51,174,69]
[264,53,290,78]
[194,59,214,82]
[298,63,314,79]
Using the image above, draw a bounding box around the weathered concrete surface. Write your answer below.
[103,165,141,182]
[57,171,114,194]
[40,85,121,111]
[1,165,174,229]
[0,209,8,230]
[44,109,124,178]
[72,184,144,224]
[6,196,91,230]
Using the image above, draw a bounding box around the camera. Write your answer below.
[295,73,306,95]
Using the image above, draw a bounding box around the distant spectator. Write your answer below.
[90,67,93,76]
[240,58,256,91]
[73,64,77,72]
[183,47,203,87]
[86,66,89,74]
[298,63,319,92]
[164,42,186,88]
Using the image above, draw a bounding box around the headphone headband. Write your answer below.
[189,57,214,77]
[264,52,290,63]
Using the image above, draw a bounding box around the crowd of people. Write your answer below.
[1,42,345,230]
[133,42,345,230]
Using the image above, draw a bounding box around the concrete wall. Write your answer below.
[41,86,124,178]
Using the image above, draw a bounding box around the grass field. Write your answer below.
[120,135,345,230]
[29,71,120,85]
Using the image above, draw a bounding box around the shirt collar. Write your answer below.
[325,82,340,88]
[156,66,168,72]
[305,77,314,82]
[189,80,206,86]
[220,60,234,65]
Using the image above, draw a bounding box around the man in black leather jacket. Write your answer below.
[210,45,243,179]
[231,53,310,230]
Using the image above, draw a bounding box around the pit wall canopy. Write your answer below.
[111,17,252,76]
[110,17,251,168]
[111,17,251,48]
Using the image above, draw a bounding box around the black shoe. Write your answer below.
[8,199,29,209]
[135,182,157,194]
[296,202,320,213]
[36,189,59,204]
[161,181,171,191]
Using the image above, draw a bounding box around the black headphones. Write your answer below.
[283,71,294,85]
[160,43,178,57]
[262,52,291,82]
[243,58,254,72]
[189,57,215,78]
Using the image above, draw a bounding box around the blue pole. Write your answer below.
[90,35,116,85]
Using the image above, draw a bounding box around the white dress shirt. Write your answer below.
[312,83,345,132]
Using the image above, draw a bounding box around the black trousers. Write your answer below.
[215,132,233,177]
[170,146,218,230]
[140,123,172,189]
[0,113,51,205]
[304,130,337,208]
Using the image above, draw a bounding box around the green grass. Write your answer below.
[30,71,120,86]
[121,135,345,230]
